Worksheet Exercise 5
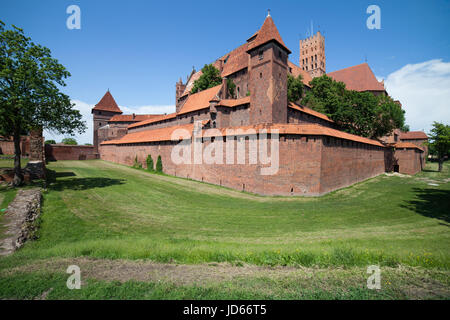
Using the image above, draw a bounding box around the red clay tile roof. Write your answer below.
[327,63,385,92]
[101,123,195,145]
[102,121,209,145]
[178,85,222,115]
[288,61,313,87]
[201,123,384,147]
[288,102,334,123]
[217,96,250,107]
[246,16,291,54]
[394,142,424,151]
[92,91,122,113]
[128,112,177,129]
[399,131,428,140]
[109,114,162,122]
[220,43,249,77]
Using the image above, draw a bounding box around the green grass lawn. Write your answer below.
[0,159,449,299]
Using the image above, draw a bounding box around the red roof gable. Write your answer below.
[327,63,385,92]
[399,131,428,140]
[109,114,162,122]
[246,15,291,54]
[92,91,122,113]
[178,85,222,115]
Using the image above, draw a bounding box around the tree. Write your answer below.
[156,155,163,172]
[287,74,304,103]
[62,137,77,145]
[190,64,222,94]
[302,75,405,139]
[45,139,56,145]
[0,21,85,185]
[227,78,236,98]
[146,154,154,172]
[428,122,450,172]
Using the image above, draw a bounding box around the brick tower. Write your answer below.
[175,78,186,113]
[299,31,325,78]
[91,90,122,152]
[247,11,291,124]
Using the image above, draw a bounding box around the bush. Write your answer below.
[133,155,142,169]
[146,154,154,171]
[45,140,56,145]
[156,155,162,172]
[62,137,77,145]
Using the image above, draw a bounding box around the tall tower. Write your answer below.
[299,31,325,78]
[247,11,291,124]
[175,78,186,113]
[91,90,122,153]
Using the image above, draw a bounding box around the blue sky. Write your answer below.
[1,0,449,143]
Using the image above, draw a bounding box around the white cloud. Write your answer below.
[43,100,174,145]
[384,59,450,133]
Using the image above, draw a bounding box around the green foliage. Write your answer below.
[427,122,450,171]
[44,140,56,145]
[302,75,405,138]
[0,21,85,185]
[227,78,236,98]
[133,155,142,169]
[84,143,92,146]
[146,154,154,172]
[190,64,222,94]
[61,137,77,145]
[156,155,162,172]
[246,90,250,97]
[287,74,304,103]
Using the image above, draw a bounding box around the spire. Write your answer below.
[246,12,291,54]
[92,90,122,114]
[267,9,271,17]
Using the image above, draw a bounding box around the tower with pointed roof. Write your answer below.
[247,11,291,124]
[91,90,122,152]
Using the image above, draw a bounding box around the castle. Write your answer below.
[92,13,426,196]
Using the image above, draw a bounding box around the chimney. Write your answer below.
[221,77,228,99]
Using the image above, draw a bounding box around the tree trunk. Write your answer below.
[12,130,23,186]
[438,158,443,172]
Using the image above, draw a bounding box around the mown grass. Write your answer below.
[0,159,448,270]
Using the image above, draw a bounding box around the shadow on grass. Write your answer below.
[401,187,450,223]
[46,169,126,191]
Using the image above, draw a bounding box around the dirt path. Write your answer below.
[2,257,449,299]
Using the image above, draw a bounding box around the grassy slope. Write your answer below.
[0,159,449,299]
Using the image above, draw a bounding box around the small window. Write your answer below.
[259,50,264,60]
[260,72,262,78]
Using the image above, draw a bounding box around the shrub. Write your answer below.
[133,155,142,169]
[146,154,154,171]
[45,140,56,145]
[156,155,163,172]
[62,137,77,145]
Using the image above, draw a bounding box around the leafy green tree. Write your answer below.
[301,75,347,116]
[45,139,56,145]
[427,122,450,172]
[0,21,85,185]
[287,74,304,103]
[146,154,154,171]
[156,155,163,172]
[62,137,77,145]
[302,75,405,139]
[191,64,222,94]
[84,143,92,146]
